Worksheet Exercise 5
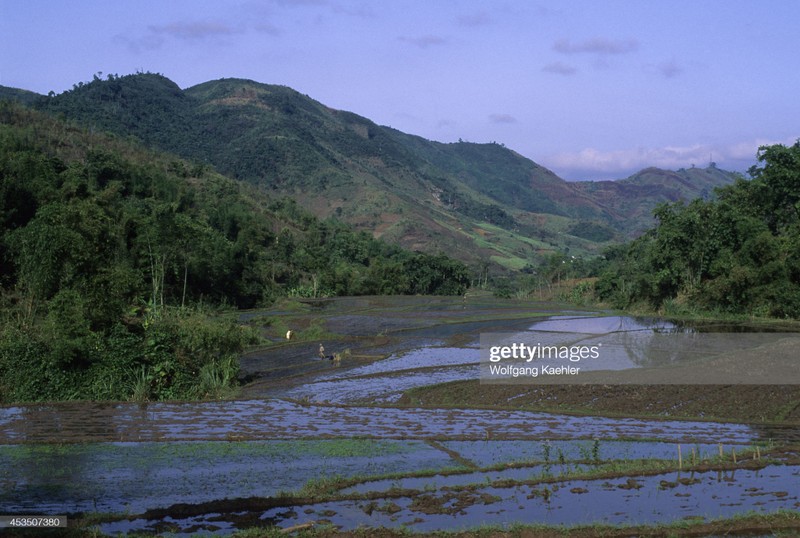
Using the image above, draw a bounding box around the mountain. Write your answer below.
[573,164,738,232]
[0,101,471,306]
[1,74,739,270]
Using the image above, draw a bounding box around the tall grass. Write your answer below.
[196,355,239,399]
[129,365,151,403]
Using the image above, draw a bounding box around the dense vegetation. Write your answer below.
[9,72,738,270]
[0,70,792,408]
[37,73,423,189]
[596,142,800,318]
[0,102,469,403]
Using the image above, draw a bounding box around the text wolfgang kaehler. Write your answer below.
[486,343,601,378]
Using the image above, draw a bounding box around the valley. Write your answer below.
[1,296,799,536]
[3,73,738,270]
[1,72,798,537]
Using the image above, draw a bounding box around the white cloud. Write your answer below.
[658,59,683,78]
[253,24,280,36]
[489,113,517,124]
[271,0,327,7]
[541,138,799,180]
[727,138,790,159]
[331,3,375,17]
[546,145,699,173]
[398,35,447,48]
[115,33,165,53]
[457,12,491,27]
[553,37,639,55]
[148,21,241,40]
[118,15,280,54]
[542,61,577,75]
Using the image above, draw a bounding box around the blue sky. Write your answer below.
[2,0,798,180]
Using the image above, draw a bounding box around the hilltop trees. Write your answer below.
[0,103,469,402]
[596,141,800,318]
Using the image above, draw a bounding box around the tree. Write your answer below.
[749,141,800,232]
[597,142,800,318]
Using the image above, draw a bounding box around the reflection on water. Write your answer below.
[0,440,455,514]
[277,315,684,401]
[342,439,755,494]
[293,316,685,401]
[521,315,687,370]
[326,346,479,379]
[280,346,479,403]
[272,314,800,401]
[442,439,750,468]
[0,407,23,441]
[0,399,762,444]
[485,315,800,377]
[3,310,798,534]
[161,465,799,535]
[283,365,478,403]
[525,315,680,334]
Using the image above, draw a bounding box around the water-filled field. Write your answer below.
[1,296,799,535]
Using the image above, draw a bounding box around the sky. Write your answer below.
[2,0,798,180]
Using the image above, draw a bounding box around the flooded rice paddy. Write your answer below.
[252,464,800,533]
[0,398,765,444]
[0,439,456,514]
[1,296,799,535]
[10,437,754,515]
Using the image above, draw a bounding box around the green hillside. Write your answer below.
[3,73,739,271]
[0,102,469,402]
[574,165,741,235]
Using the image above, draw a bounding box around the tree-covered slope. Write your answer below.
[0,102,469,402]
[2,73,739,269]
[596,142,800,318]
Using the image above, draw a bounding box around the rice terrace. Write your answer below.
[2,295,800,536]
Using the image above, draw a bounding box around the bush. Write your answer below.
[139,308,259,400]
[0,306,259,403]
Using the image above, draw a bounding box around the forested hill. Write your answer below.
[596,142,800,319]
[0,101,468,305]
[2,73,738,270]
[0,102,469,402]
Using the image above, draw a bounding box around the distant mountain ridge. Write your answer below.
[1,73,739,270]
[573,165,737,224]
